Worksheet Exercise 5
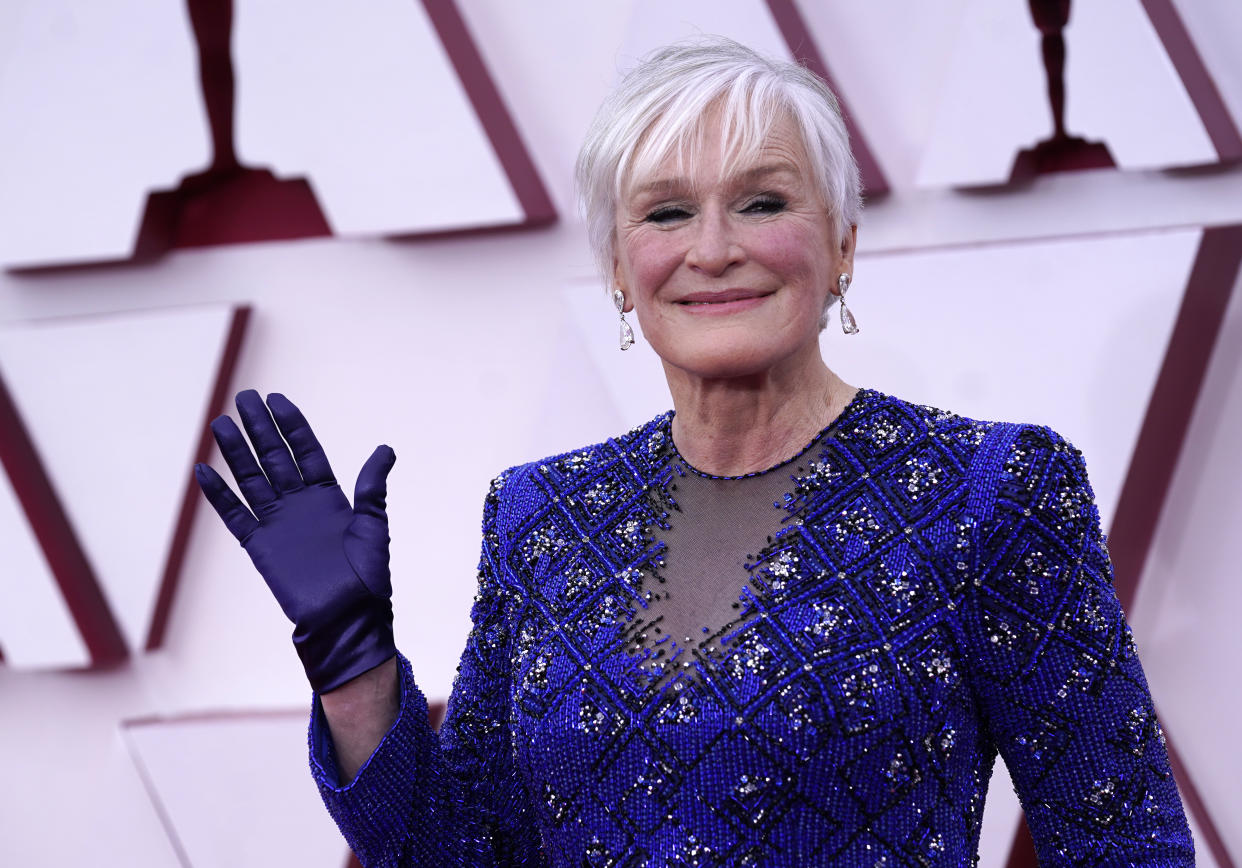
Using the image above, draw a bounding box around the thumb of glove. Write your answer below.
[344,445,396,597]
[354,444,396,520]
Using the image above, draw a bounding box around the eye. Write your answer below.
[644,205,693,224]
[741,195,787,215]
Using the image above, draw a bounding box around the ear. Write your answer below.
[837,224,858,277]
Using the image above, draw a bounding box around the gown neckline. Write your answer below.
[665,386,875,480]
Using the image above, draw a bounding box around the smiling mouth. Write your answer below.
[677,290,774,306]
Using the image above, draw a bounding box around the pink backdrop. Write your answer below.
[2,2,1240,866]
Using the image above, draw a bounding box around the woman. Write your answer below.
[196,39,1193,867]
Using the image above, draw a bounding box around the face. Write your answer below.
[613,110,855,383]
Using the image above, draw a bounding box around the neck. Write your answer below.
[665,349,856,476]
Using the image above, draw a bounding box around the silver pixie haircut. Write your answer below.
[575,37,863,285]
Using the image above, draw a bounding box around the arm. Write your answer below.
[319,656,400,782]
[196,393,543,865]
[310,471,548,867]
[963,425,1193,866]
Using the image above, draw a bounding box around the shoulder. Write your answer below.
[853,390,1095,513]
[990,423,1099,538]
[845,388,1022,471]
[482,411,673,532]
[851,389,1000,446]
[860,395,1110,606]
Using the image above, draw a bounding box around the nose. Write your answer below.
[685,207,744,276]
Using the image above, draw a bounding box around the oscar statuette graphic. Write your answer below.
[134,0,331,257]
[1011,0,1115,180]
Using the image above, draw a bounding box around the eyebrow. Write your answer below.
[629,161,803,198]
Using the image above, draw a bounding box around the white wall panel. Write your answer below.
[124,713,347,868]
[1067,0,1213,168]
[794,0,970,190]
[618,0,790,67]
[917,2,1051,188]
[233,0,522,235]
[0,0,205,267]
[0,665,182,867]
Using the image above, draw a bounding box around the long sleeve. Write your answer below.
[309,472,547,867]
[962,424,1193,866]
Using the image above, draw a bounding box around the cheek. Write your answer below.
[620,233,681,297]
[755,226,834,289]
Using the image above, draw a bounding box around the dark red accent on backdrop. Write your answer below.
[1003,818,1037,868]
[1165,726,1237,867]
[1110,226,1242,612]
[1141,0,1242,162]
[1009,136,1115,179]
[414,0,556,231]
[763,0,890,198]
[135,170,333,256]
[1004,224,1242,868]
[146,304,251,650]
[0,369,128,666]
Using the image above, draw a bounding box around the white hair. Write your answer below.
[576,37,863,288]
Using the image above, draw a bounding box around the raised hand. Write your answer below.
[195,390,397,693]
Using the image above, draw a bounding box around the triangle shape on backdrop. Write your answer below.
[0,303,248,668]
[616,0,792,95]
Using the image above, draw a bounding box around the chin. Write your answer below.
[661,341,784,381]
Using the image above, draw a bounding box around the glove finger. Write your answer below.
[266,392,336,486]
[211,414,277,512]
[235,389,303,493]
[194,462,259,541]
[353,445,396,521]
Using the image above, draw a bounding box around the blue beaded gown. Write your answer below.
[309,389,1193,867]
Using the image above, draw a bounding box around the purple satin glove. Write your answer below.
[195,390,396,693]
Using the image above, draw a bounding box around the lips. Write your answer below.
[676,289,773,305]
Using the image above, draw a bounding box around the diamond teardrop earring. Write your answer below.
[614,289,635,351]
[837,273,859,335]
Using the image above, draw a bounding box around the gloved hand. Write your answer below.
[195,390,397,693]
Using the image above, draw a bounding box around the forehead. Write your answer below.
[622,107,812,196]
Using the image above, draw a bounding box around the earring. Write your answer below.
[837,273,859,335]
[614,288,635,351]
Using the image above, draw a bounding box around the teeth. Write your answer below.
[681,296,762,305]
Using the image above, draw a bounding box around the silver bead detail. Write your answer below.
[614,288,635,351]
[837,272,859,335]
